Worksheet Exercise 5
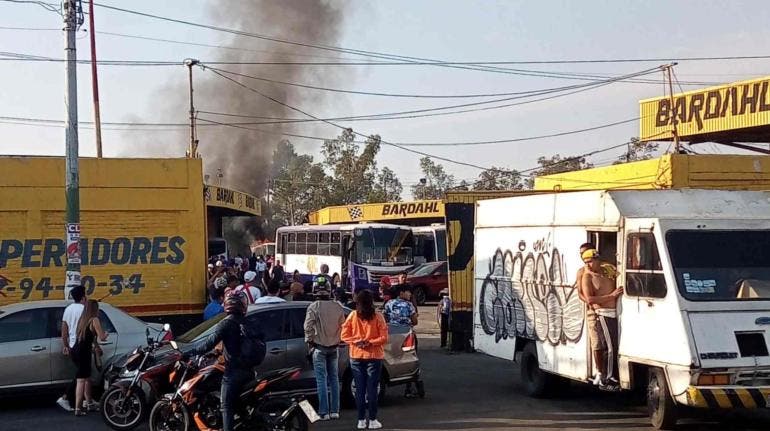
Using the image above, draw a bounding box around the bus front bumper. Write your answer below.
[686,386,770,409]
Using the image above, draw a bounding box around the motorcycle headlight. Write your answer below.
[119,369,138,378]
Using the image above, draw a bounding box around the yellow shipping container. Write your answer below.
[0,157,207,317]
[533,154,770,192]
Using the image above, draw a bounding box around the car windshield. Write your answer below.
[176,313,226,343]
[666,230,770,301]
[353,227,413,266]
[410,262,441,277]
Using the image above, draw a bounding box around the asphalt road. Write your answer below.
[2,305,769,431]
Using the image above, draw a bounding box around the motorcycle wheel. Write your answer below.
[148,399,191,431]
[281,409,309,431]
[100,386,146,431]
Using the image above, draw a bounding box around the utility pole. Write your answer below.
[665,63,680,153]
[184,58,200,158]
[63,0,82,299]
[87,0,102,158]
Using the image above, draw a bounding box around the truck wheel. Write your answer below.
[648,368,678,430]
[520,342,551,398]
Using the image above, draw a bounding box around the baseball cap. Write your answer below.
[581,249,600,262]
[244,271,257,282]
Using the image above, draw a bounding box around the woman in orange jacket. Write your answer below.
[341,290,389,430]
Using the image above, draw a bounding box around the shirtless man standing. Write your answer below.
[580,248,623,387]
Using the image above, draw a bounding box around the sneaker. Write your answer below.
[56,397,73,412]
[368,419,383,429]
[357,420,368,429]
[330,413,340,420]
[591,373,603,386]
[86,401,100,412]
[319,414,330,421]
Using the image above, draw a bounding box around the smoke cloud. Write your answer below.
[124,0,350,248]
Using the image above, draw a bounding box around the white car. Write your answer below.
[0,300,166,396]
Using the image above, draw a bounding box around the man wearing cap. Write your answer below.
[236,271,262,304]
[580,248,623,388]
[304,282,345,420]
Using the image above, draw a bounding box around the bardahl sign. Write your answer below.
[640,75,770,142]
[381,201,441,216]
[204,185,261,216]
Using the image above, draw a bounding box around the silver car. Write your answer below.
[175,301,422,403]
[0,300,165,395]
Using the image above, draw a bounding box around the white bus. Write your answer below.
[276,223,414,291]
[251,242,276,258]
[412,224,447,264]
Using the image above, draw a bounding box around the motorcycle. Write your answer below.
[148,341,317,431]
[101,324,179,431]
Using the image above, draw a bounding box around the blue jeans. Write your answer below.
[221,368,252,431]
[312,346,340,416]
[350,359,382,421]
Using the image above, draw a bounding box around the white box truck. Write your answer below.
[473,189,770,429]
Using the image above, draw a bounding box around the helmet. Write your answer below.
[214,277,228,289]
[224,290,248,315]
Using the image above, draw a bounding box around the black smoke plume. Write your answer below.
[124,0,349,250]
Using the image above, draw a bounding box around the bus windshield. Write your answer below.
[353,227,413,266]
[667,230,770,301]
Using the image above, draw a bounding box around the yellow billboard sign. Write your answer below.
[0,157,207,316]
[311,200,444,225]
[640,76,770,142]
[204,185,261,216]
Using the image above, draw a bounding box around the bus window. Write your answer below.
[436,229,447,261]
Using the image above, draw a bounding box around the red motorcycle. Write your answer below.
[148,341,316,431]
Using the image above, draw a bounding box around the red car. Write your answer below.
[398,261,448,305]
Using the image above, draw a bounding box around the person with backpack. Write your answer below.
[313,264,332,294]
[236,271,261,304]
[183,290,265,431]
[304,283,345,421]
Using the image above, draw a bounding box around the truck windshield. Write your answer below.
[666,230,770,301]
[353,227,413,266]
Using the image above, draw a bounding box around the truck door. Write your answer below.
[618,220,675,367]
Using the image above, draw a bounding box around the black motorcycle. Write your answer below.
[148,341,315,431]
[100,325,179,430]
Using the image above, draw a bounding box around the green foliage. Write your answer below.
[614,137,659,164]
[473,167,526,191]
[411,157,457,199]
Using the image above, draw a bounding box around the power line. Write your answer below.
[203,66,662,124]
[79,1,765,82]
[6,2,770,70]
[205,63,642,173]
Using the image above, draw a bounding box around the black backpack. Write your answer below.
[238,323,266,368]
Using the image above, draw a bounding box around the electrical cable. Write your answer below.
[204,64,659,174]
[205,65,662,123]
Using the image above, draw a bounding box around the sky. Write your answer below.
[2,0,770,196]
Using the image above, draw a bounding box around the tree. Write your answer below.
[473,167,526,191]
[614,137,659,164]
[269,141,330,226]
[322,129,383,205]
[410,157,456,199]
[369,167,403,202]
[526,153,594,188]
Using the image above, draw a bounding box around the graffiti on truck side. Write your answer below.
[479,237,583,345]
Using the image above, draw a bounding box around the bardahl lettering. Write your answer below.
[381,201,440,216]
[655,80,770,131]
[0,236,185,268]
[216,188,235,204]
